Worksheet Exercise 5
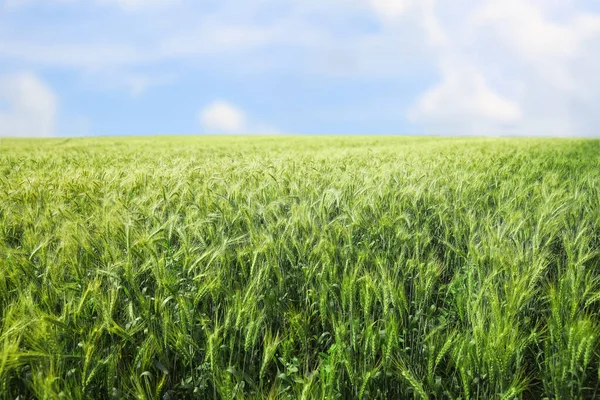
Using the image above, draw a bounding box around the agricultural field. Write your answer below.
[0,136,599,399]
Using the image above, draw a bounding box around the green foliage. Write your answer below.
[0,136,599,399]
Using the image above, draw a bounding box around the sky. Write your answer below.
[0,0,599,137]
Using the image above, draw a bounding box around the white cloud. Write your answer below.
[98,0,176,11]
[199,101,247,134]
[199,100,279,134]
[94,71,175,96]
[368,0,411,20]
[0,73,58,137]
[402,0,600,136]
[409,58,522,135]
[4,0,172,10]
[0,41,145,70]
[469,0,600,91]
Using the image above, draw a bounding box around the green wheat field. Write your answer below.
[1,136,599,399]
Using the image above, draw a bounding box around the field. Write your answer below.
[1,136,599,399]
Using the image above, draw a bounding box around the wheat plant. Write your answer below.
[0,136,599,399]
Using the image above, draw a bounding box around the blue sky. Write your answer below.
[1,0,599,137]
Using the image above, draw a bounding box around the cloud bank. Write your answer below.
[199,101,279,135]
